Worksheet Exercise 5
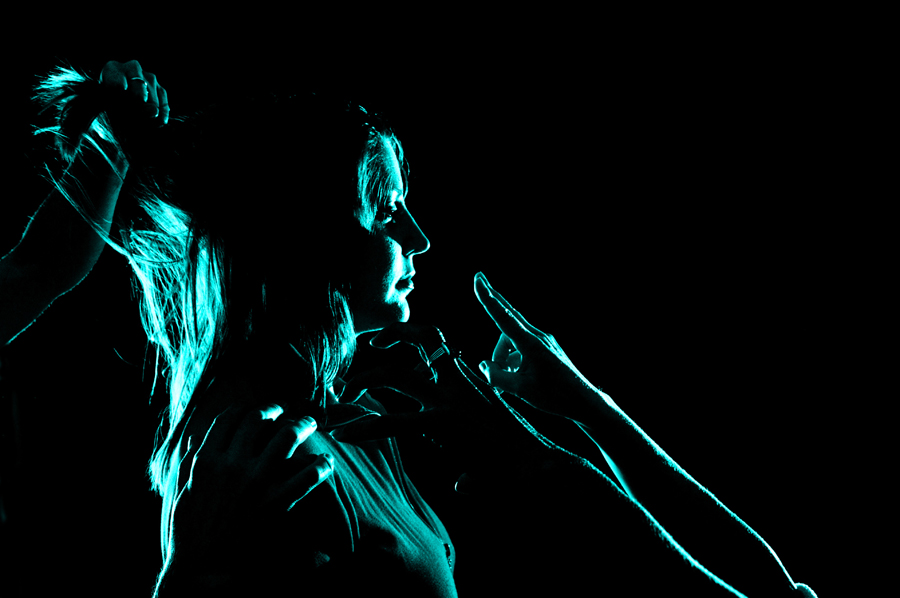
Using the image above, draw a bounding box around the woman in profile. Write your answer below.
[15,58,817,597]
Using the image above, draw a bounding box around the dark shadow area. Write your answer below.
[3,31,882,596]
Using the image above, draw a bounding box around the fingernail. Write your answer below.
[323,453,334,465]
[479,361,489,376]
[303,416,317,429]
[455,473,475,494]
[261,404,284,420]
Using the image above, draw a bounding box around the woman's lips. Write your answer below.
[397,271,415,290]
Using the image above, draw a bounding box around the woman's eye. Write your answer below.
[377,206,398,224]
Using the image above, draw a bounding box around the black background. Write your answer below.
[1,17,886,596]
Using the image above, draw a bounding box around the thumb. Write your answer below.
[478,360,519,395]
[341,367,388,403]
[369,324,403,349]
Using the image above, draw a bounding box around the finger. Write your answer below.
[477,273,541,335]
[369,322,402,348]
[474,273,539,347]
[453,358,503,408]
[99,61,127,90]
[343,366,388,399]
[478,359,521,396]
[455,472,479,494]
[128,78,148,102]
[281,453,335,511]
[370,322,442,354]
[158,84,170,125]
[259,417,317,462]
[340,384,368,404]
[507,350,523,372]
[120,60,148,102]
[143,71,160,117]
[344,366,432,408]
[492,332,517,364]
[371,324,452,378]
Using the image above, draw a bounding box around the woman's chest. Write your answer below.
[299,434,457,596]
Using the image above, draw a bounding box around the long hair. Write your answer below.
[32,63,409,578]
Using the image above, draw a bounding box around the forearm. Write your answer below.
[577,392,799,597]
[1,142,126,344]
[12,142,127,279]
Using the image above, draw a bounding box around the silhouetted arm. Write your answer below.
[3,58,169,346]
[0,146,126,345]
[573,394,808,597]
[472,271,813,597]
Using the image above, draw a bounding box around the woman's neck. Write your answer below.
[200,337,315,415]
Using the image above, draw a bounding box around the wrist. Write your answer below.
[571,386,619,429]
[81,128,129,179]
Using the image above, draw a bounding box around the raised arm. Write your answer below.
[1,59,166,346]
[472,272,815,598]
[0,146,127,344]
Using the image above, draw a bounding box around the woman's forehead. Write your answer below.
[385,140,404,195]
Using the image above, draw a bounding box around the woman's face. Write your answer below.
[351,142,430,334]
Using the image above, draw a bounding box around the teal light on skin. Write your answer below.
[350,140,429,336]
[260,404,284,421]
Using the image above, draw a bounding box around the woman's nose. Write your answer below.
[405,212,430,256]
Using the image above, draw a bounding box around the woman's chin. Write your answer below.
[354,300,410,335]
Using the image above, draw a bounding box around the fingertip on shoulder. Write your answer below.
[309,452,336,488]
[259,403,284,421]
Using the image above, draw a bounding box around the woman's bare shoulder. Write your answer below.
[182,368,265,441]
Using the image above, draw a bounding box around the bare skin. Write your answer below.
[1,60,167,345]
[17,59,813,596]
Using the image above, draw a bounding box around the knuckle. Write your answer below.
[315,460,334,481]
[288,439,317,460]
[284,422,305,438]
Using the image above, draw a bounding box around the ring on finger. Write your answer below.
[414,342,461,370]
[414,343,461,385]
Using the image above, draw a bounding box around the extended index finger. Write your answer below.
[474,272,541,345]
